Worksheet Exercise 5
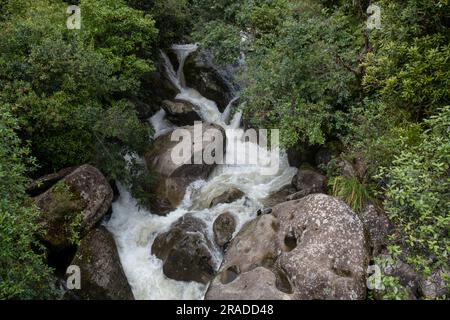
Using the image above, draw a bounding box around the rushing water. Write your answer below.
[106,44,297,300]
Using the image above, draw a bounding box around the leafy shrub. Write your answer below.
[0,0,156,201]
[363,0,450,116]
[377,106,450,277]
[0,107,56,299]
[342,101,423,177]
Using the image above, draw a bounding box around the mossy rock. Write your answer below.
[69,227,134,300]
[34,165,113,251]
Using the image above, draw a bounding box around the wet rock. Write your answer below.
[35,165,113,251]
[291,169,327,198]
[360,203,391,255]
[152,214,216,284]
[209,188,245,208]
[207,194,369,300]
[69,227,134,300]
[145,123,226,215]
[213,212,237,249]
[261,185,296,208]
[161,99,201,126]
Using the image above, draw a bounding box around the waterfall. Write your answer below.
[106,44,297,300]
[221,96,239,124]
[149,109,174,138]
[172,44,198,88]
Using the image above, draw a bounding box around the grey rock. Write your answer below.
[162,99,201,126]
[152,214,216,284]
[213,212,237,249]
[291,169,327,198]
[206,267,291,300]
[207,194,369,300]
[360,203,391,255]
[35,165,113,251]
[70,227,134,300]
[420,269,449,299]
[210,188,245,208]
[145,123,226,215]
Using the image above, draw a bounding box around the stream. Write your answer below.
[105,44,297,300]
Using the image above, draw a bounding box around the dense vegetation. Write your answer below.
[0,0,448,299]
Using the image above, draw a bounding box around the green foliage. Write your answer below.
[342,100,423,176]
[49,181,84,246]
[0,107,56,299]
[0,0,156,193]
[192,21,241,65]
[127,0,190,46]
[330,175,372,212]
[377,106,450,276]
[240,1,362,147]
[363,0,450,116]
[370,256,411,300]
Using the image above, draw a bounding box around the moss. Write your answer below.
[41,180,85,247]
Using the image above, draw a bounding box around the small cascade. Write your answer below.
[172,44,198,88]
[160,45,222,124]
[221,96,239,125]
[148,109,174,138]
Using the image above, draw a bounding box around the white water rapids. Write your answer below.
[106,44,297,300]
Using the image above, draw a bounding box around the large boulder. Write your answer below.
[206,194,369,300]
[288,169,327,201]
[206,215,284,299]
[69,227,134,300]
[151,214,216,284]
[272,194,369,299]
[145,123,225,215]
[209,188,245,208]
[161,99,201,126]
[35,165,113,251]
[213,212,237,249]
